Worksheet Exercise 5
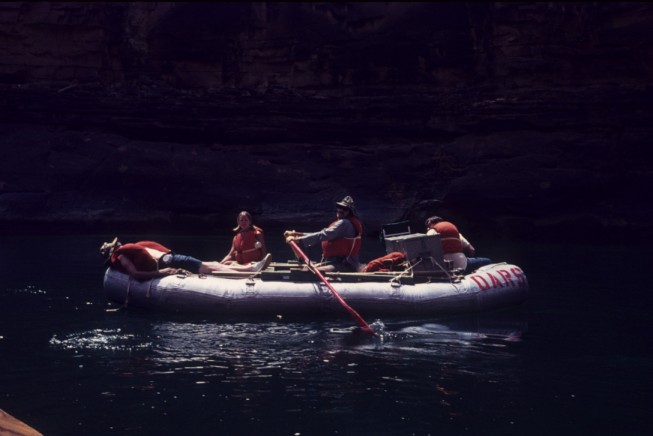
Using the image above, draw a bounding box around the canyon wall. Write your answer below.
[1,2,651,240]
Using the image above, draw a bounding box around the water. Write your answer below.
[1,234,651,435]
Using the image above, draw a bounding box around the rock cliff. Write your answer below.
[1,2,652,241]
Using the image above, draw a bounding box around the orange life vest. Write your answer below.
[110,241,171,272]
[321,216,362,259]
[233,226,265,264]
[433,222,463,254]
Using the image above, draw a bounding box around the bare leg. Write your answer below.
[200,262,254,273]
[200,254,272,273]
[313,262,335,272]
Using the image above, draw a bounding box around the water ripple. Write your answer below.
[5,284,47,295]
[49,328,152,352]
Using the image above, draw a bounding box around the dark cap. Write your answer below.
[425,216,443,228]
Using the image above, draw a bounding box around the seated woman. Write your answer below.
[221,211,269,266]
[100,237,271,281]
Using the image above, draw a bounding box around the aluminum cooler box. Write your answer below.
[384,233,444,271]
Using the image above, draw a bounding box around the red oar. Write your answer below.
[289,240,376,335]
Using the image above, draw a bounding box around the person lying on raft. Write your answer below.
[100,238,272,281]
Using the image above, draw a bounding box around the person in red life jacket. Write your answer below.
[221,211,269,266]
[425,216,492,273]
[284,196,363,272]
[99,237,272,281]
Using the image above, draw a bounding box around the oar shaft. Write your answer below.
[289,241,375,335]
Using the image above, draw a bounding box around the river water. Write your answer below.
[0,234,650,435]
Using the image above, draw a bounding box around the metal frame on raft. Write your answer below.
[212,222,462,286]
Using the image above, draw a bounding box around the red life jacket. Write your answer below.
[110,241,171,272]
[233,226,265,264]
[321,216,362,259]
[433,222,463,254]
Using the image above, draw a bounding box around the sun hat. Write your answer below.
[99,237,120,257]
[335,196,356,215]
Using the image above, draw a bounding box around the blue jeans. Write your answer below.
[321,256,360,272]
[167,253,203,274]
[465,257,493,274]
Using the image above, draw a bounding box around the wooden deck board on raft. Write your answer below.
[0,409,42,436]
[209,260,457,284]
[210,268,455,284]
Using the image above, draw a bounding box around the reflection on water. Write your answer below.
[2,235,650,436]
[40,309,528,434]
[46,309,527,380]
[50,328,153,352]
[6,285,47,295]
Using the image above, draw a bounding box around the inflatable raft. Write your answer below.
[102,261,528,318]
